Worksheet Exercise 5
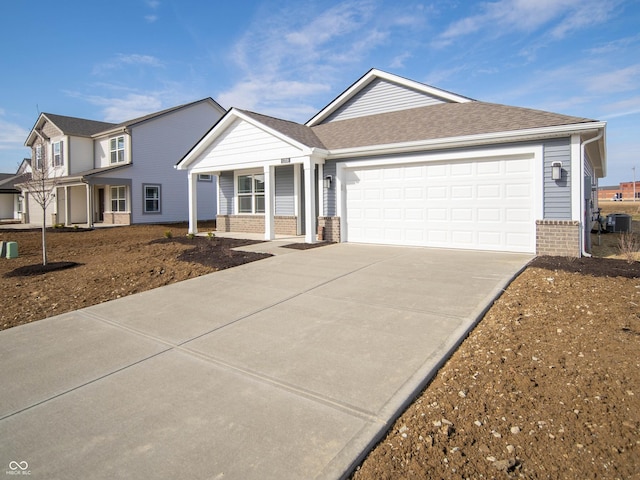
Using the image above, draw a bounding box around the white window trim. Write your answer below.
[110,135,126,164]
[35,145,43,170]
[143,184,162,214]
[110,186,127,212]
[52,141,64,167]
[234,169,265,215]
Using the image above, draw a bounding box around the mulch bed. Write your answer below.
[530,255,640,278]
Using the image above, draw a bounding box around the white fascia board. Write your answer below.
[326,122,606,160]
[306,68,472,127]
[177,109,327,171]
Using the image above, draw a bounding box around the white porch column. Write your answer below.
[86,183,93,227]
[317,163,324,217]
[303,158,316,244]
[293,164,301,235]
[264,165,275,240]
[64,185,70,226]
[188,171,198,234]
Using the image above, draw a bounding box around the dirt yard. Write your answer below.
[1,202,639,479]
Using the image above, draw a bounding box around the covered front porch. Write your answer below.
[186,156,327,244]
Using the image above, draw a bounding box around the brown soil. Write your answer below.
[0,223,269,330]
[1,209,639,479]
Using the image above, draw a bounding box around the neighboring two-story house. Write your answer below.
[22,98,225,227]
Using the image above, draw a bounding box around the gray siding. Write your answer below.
[219,171,234,215]
[323,78,447,123]
[275,165,294,215]
[323,161,337,216]
[543,138,572,220]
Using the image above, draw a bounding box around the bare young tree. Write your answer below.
[21,141,59,265]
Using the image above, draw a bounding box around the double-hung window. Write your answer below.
[143,184,161,214]
[237,173,265,214]
[52,141,63,167]
[111,186,127,212]
[110,136,125,164]
[35,145,43,170]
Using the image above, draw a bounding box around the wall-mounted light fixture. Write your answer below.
[323,175,333,189]
[552,161,563,180]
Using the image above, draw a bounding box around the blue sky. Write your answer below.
[0,0,638,184]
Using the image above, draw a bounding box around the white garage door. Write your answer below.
[344,156,536,253]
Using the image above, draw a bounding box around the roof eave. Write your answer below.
[326,122,607,160]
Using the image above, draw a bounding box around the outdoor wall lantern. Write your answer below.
[552,161,563,180]
[324,175,333,189]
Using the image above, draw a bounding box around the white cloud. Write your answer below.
[92,54,164,75]
[586,64,640,93]
[65,90,164,123]
[220,0,427,121]
[437,0,620,45]
[600,96,640,120]
[0,116,29,151]
[145,15,158,23]
[389,52,412,69]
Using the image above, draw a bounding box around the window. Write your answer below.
[111,186,127,212]
[198,174,213,182]
[35,145,43,170]
[143,184,161,214]
[52,141,64,167]
[110,136,125,164]
[237,173,265,214]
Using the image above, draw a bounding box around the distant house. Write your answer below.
[0,159,31,221]
[178,68,607,257]
[21,98,225,227]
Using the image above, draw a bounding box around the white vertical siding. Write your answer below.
[323,78,447,123]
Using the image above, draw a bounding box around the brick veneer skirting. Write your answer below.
[318,217,341,242]
[217,215,298,236]
[103,212,131,225]
[536,220,580,257]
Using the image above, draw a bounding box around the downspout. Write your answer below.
[580,129,604,257]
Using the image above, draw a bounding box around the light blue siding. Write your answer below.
[543,138,572,219]
[219,171,234,215]
[323,161,337,216]
[323,78,447,123]
[275,165,295,215]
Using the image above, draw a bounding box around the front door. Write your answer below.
[98,188,105,222]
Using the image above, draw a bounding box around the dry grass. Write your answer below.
[591,201,640,260]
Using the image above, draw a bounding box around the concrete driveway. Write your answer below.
[0,244,532,479]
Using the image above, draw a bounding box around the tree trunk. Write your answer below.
[41,218,47,266]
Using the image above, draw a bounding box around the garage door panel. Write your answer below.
[345,156,535,253]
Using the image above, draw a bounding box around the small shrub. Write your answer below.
[73,224,79,230]
[164,230,173,239]
[186,233,195,240]
[207,231,215,240]
[618,232,640,264]
[54,223,64,229]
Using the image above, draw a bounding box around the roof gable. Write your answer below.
[177,108,325,170]
[306,68,472,127]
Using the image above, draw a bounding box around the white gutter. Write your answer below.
[580,129,604,258]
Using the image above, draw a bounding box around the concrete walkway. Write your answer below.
[0,244,532,479]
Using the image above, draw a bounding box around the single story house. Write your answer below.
[0,159,31,221]
[177,69,606,257]
[21,98,225,227]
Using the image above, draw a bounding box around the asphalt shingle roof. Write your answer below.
[240,110,327,149]
[311,102,596,150]
[41,113,117,137]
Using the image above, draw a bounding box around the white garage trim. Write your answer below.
[336,146,543,253]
